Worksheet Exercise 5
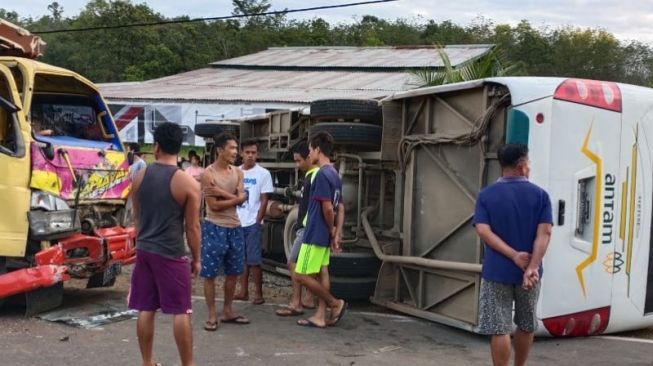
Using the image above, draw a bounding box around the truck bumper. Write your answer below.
[62,226,136,278]
[0,245,69,298]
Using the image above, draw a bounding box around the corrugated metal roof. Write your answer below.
[210,45,493,69]
[100,45,493,103]
[100,67,418,103]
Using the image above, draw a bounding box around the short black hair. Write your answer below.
[188,150,197,158]
[498,143,529,168]
[291,140,309,159]
[241,139,258,150]
[213,133,238,156]
[309,131,334,157]
[128,142,140,153]
[153,123,183,155]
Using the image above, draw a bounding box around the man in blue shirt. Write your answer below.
[294,132,347,329]
[474,143,552,366]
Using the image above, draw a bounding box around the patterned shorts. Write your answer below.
[200,220,244,278]
[478,279,541,335]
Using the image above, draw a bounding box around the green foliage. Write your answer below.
[411,46,524,87]
[1,2,653,87]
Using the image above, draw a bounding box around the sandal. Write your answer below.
[252,298,265,305]
[328,301,348,326]
[221,315,250,325]
[275,307,304,317]
[297,318,326,329]
[203,320,219,331]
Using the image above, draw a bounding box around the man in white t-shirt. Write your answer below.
[128,143,147,181]
[235,140,273,304]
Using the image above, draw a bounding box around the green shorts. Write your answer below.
[295,244,330,275]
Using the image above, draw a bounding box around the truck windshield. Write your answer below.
[31,94,109,141]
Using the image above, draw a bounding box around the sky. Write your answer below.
[6,0,653,43]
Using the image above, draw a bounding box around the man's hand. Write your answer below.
[512,251,531,271]
[522,267,539,289]
[330,228,342,253]
[191,259,201,278]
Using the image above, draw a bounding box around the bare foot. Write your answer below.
[328,300,347,326]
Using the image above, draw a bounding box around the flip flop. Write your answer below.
[275,307,304,317]
[297,318,326,329]
[221,315,250,325]
[203,320,219,331]
[329,301,348,326]
[233,295,249,301]
[252,298,265,305]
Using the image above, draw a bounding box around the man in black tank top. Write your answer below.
[128,123,201,366]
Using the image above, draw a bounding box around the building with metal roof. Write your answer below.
[100,45,492,145]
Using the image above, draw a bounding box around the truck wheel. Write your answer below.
[330,276,377,301]
[310,99,381,124]
[329,249,381,277]
[194,122,240,139]
[309,123,382,151]
[283,207,299,260]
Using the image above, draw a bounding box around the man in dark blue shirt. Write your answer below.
[474,143,552,366]
[294,132,347,329]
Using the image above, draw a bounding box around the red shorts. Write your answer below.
[128,249,192,315]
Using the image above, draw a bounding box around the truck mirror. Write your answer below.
[41,143,55,160]
[0,96,18,113]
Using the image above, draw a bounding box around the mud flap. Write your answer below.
[86,263,121,289]
[25,282,64,317]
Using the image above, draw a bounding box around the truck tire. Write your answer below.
[309,123,382,151]
[194,122,240,139]
[329,249,381,277]
[283,207,299,260]
[330,276,377,301]
[310,99,381,124]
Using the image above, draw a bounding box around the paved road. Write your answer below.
[1,287,653,366]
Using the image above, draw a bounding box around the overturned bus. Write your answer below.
[195,77,653,337]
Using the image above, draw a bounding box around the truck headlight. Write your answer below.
[28,209,80,239]
[31,191,71,211]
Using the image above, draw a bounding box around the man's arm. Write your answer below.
[331,202,345,252]
[475,224,531,270]
[204,185,237,200]
[320,199,336,238]
[256,193,269,225]
[129,168,146,231]
[183,178,201,277]
[523,223,552,287]
[201,170,241,211]
[256,170,274,225]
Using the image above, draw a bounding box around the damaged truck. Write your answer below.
[0,19,135,314]
[196,77,653,337]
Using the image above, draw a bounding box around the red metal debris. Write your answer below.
[0,265,69,298]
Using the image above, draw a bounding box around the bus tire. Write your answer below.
[309,123,382,151]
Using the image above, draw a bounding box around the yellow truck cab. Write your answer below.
[0,22,135,314]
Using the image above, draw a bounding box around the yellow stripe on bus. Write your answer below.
[576,123,602,298]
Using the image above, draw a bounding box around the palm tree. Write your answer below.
[410,46,523,87]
